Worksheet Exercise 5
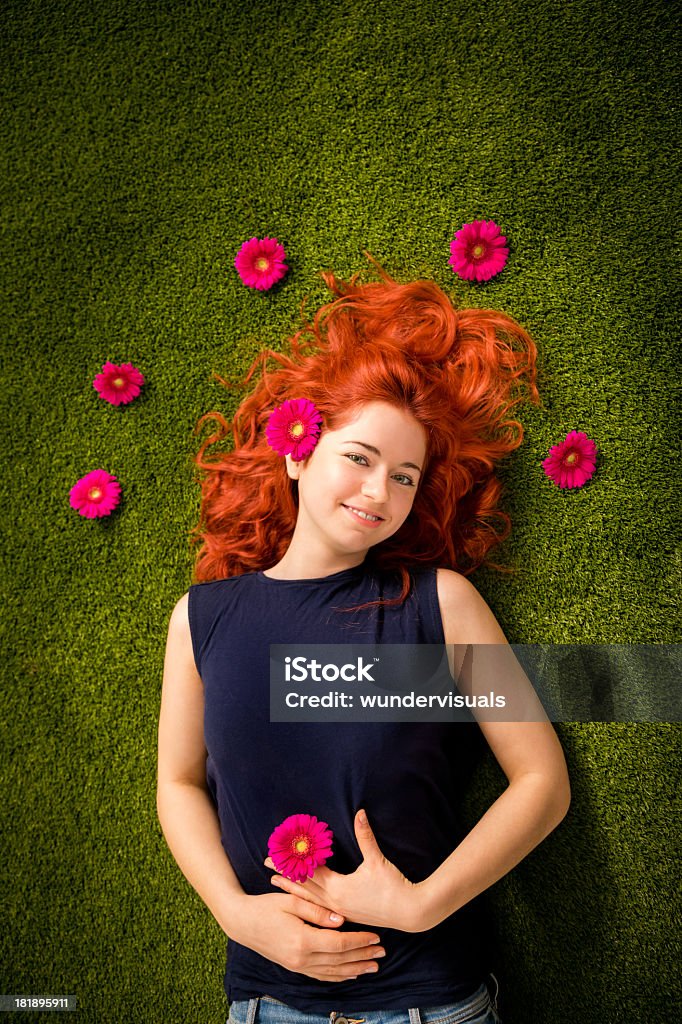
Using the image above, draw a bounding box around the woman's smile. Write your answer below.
[342,503,386,527]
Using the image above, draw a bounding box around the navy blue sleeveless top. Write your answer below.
[188,563,491,1011]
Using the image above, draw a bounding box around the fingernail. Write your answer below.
[373,949,386,957]
[330,913,343,922]
[364,963,379,973]
[370,936,381,944]
[358,809,367,824]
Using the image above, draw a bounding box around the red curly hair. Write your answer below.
[192,257,540,609]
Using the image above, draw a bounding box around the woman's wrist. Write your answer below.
[408,877,458,932]
[213,889,252,938]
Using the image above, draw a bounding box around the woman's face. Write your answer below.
[286,401,427,560]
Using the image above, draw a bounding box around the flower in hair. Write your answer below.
[266,398,323,462]
[449,220,509,281]
[542,431,597,489]
[234,236,288,290]
[268,813,334,883]
[93,361,145,405]
[69,469,121,518]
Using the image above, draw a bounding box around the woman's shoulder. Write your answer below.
[166,592,190,644]
[175,573,257,628]
[434,566,474,601]
[189,571,255,591]
[434,568,509,644]
[186,572,258,603]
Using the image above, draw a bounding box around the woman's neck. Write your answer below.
[262,552,367,580]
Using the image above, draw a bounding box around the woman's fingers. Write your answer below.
[284,894,344,927]
[271,874,325,903]
[311,927,384,964]
[264,858,334,885]
[303,928,386,979]
[282,895,385,981]
[353,808,382,863]
[307,961,381,982]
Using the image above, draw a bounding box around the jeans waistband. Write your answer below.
[242,980,493,1023]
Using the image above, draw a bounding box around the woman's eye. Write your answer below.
[345,454,414,487]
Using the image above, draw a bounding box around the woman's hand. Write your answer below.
[227,891,386,983]
[264,810,425,933]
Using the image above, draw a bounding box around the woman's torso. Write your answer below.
[188,563,492,1012]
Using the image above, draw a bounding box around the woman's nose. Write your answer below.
[361,471,390,504]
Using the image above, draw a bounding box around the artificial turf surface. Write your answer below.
[1,1,679,1021]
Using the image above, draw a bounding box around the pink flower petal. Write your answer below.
[93,362,145,405]
[266,398,323,461]
[69,469,121,518]
[235,236,289,291]
[449,219,509,282]
[267,813,334,882]
[542,431,598,489]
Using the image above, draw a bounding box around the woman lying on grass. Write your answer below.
[157,258,570,1023]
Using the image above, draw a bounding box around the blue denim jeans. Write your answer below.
[227,975,502,1024]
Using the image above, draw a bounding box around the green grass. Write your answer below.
[1,0,679,1021]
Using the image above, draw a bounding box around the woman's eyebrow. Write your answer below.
[341,440,422,473]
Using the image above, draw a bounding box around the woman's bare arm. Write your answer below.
[156,595,245,928]
[156,594,386,980]
[414,570,571,930]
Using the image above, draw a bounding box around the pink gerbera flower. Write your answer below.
[93,362,145,405]
[234,236,288,290]
[268,813,334,883]
[449,219,509,281]
[69,469,121,518]
[266,397,323,462]
[542,431,597,489]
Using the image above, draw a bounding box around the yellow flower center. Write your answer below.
[565,452,578,466]
[294,837,310,855]
[472,244,485,259]
[289,421,304,438]
[256,257,270,271]
[87,487,103,501]
[112,377,125,388]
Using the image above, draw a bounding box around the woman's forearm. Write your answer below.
[156,780,245,935]
[157,780,387,981]
[415,771,570,931]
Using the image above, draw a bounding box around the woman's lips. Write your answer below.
[343,504,385,528]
